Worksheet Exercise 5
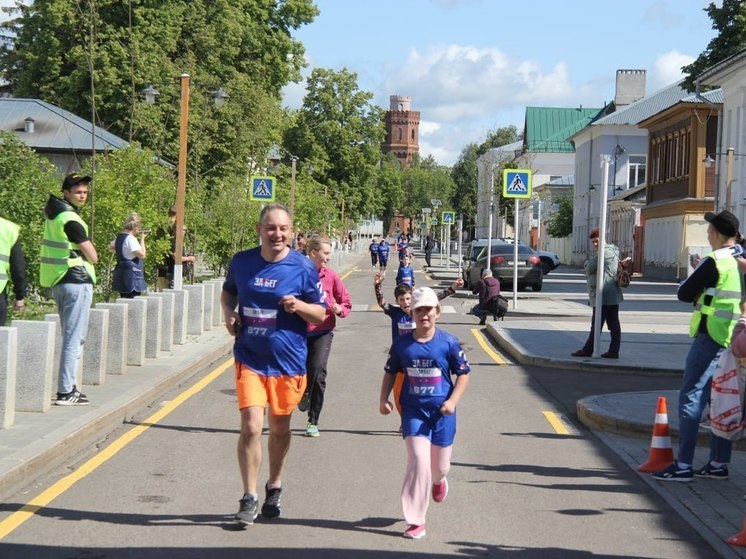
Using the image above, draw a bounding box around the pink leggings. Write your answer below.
[401,435,453,525]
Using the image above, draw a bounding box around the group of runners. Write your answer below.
[221,205,470,539]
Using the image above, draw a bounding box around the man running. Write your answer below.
[221,203,326,527]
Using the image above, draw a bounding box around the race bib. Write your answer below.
[241,307,278,337]
[406,366,444,397]
[397,320,415,336]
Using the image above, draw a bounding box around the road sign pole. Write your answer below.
[446,224,451,270]
[457,218,463,276]
[593,156,611,358]
[513,198,519,309]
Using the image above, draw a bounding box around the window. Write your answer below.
[397,128,403,141]
[411,129,415,141]
[628,155,646,187]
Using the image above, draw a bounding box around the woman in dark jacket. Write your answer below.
[109,212,148,298]
[471,269,501,325]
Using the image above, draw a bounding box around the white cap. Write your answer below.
[411,287,439,310]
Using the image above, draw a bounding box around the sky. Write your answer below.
[283,0,719,165]
[0,0,719,166]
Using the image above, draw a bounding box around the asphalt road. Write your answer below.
[0,261,716,558]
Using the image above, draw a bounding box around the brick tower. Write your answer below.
[383,95,420,168]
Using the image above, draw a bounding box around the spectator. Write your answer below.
[40,173,98,406]
[0,216,27,326]
[470,269,501,325]
[156,205,196,289]
[571,227,623,359]
[424,235,435,268]
[109,212,148,298]
[652,210,743,482]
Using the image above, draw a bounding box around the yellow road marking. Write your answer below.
[543,411,571,435]
[0,358,234,541]
[470,328,508,365]
[340,266,358,280]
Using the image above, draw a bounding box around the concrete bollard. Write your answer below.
[116,298,147,366]
[202,282,214,332]
[95,303,128,375]
[0,327,18,428]
[164,289,188,345]
[149,292,175,351]
[206,279,225,326]
[82,308,109,385]
[137,295,163,358]
[11,320,55,412]
[182,284,204,336]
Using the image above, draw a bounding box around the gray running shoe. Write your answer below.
[235,495,258,526]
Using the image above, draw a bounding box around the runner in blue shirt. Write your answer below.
[369,237,379,270]
[396,254,415,287]
[222,203,326,527]
[396,236,409,260]
[379,287,470,540]
[378,239,390,272]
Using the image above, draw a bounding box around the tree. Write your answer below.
[451,143,480,236]
[681,0,746,91]
[0,132,59,292]
[283,68,386,227]
[545,194,573,238]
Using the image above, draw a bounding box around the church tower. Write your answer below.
[383,95,420,168]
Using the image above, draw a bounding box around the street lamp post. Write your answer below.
[141,74,228,290]
[290,156,298,218]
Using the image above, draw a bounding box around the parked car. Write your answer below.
[498,237,560,275]
[465,241,543,291]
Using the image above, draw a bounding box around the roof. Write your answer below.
[546,174,574,186]
[697,47,746,86]
[524,106,605,153]
[0,98,128,151]
[593,81,691,126]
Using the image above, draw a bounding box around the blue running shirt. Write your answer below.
[396,265,415,287]
[223,247,324,376]
[385,329,470,410]
[384,305,415,341]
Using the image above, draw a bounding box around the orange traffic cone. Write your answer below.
[728,516,746,546]
[638,396,674,472]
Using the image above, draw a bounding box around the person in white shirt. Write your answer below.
[109,212,148,298]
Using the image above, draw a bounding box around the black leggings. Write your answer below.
[305,331,334,425]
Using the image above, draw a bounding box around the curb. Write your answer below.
[485,323,683,376]
[0,335,233,503]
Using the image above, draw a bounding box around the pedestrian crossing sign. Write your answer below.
[250,176,275,202]
[442,211,455,224]
[502,169,532,199]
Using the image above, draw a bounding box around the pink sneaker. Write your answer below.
[404,524,426,539]
[432,478,448,503]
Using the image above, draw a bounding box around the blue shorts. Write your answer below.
[379,256,388,266]
[401,405,456,446]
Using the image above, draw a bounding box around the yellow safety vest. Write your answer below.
[689,249,742,346]
[0,217,20,293]
[40,210,97,287]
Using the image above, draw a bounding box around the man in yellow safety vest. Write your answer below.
[653,210,743,482]
[0,216,26,326]
[40,173,98,406]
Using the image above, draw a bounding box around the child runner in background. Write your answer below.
[396,235,409,261]
[369,237,379,270]
[298,236,352,437]
[378,238,390,273]
[373,273,463,414]
[396,254,415,287]
[379,287,471,540]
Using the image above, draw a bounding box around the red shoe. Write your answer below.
[432,478,448,503]
[404,524,426,539]
[571,349,592,357]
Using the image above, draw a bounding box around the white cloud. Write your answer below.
[387,45,574,123]
[649,50,695,91]
[418,120,441,136]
